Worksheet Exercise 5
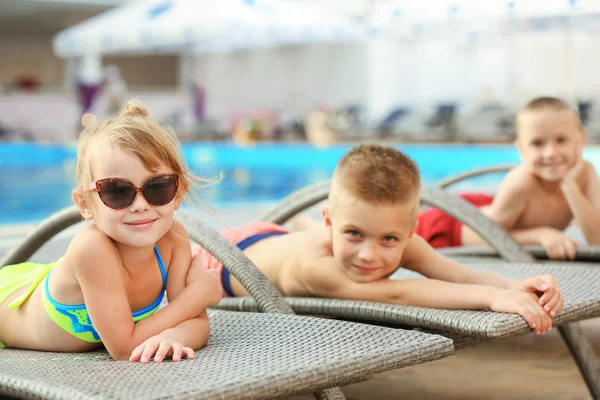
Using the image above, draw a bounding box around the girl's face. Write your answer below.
[78,142,182,250]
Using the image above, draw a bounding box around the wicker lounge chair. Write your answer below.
[436,163,600,261]
[213,181,600,398]
[0,206,453,400]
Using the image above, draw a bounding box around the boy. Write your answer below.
[416,96,600,260]
[194,144,563,335]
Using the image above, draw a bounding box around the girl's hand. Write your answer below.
[129,334,195,364]
[185,253,223,307]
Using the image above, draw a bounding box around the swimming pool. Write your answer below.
[2,142,600,225]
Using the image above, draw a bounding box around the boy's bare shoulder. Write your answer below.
[302,226,334,257]
[584,160,598,177]
[499,165,540,195]
[295,227,349,295]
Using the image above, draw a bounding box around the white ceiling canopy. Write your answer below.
[53,0,600,57]
[369,0,600,35]
[52,0,365,57]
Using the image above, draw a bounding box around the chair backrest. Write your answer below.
[261,180,534,263]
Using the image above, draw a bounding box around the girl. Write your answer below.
[0,101,222,363]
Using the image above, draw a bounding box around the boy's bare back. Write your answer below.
[228,227,346,298]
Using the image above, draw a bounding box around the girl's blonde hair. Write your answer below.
[75,100,217,213]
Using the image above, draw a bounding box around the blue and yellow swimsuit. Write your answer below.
[0,245,167,348]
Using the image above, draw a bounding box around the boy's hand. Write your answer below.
[129,334,195,364]
[538,227,580,260]
[511,275,563,317]
[561,158,586,190]
[489,289,553,334]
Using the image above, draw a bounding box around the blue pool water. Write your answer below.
[2,142,600,225]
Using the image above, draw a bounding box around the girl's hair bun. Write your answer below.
[121,100,149,117]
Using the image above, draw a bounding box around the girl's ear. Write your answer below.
[173,195,183,210]
[173,182,188,211]
[321,207,332,228]
[72,190,94,220]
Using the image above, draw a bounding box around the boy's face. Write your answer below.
[323,191,418,284]
[516,109,586,182]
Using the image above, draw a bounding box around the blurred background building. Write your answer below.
[3,0,600,144]
[4,0,600,225]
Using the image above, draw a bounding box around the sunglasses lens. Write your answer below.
[143,175,178,206]
[100,180,136,209]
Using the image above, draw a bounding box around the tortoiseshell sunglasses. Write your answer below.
[87,173,179,210]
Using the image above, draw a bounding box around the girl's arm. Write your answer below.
[72,228,214,360]
[125,221,220,362]
[164,220,221,307]
[128,312,211,363]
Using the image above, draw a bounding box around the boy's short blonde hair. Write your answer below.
[75,100,214,213]
[332,143,421,206]
[517,96,583,136]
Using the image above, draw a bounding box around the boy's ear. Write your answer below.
[409,219,418,239]
[514,137,524,158]
[72,190,94,220]
[581,128,589,149]
[321,207,332,227]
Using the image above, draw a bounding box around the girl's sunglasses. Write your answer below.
[87,173,179,210]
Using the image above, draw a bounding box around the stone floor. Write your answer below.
[296,318,599,399]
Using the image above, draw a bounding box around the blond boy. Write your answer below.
[194,144,563,335]
[418,97,600,260]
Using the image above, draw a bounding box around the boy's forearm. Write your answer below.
[386,279,498,310]
[561,181,600,244]
[159,313,211,351]
[509,227,549,245]
[465,269,517,290]
[463,225,540,246]
[464,221,550,246]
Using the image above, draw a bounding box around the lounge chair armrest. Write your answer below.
[1,205,83,267]
[0,206,294,316]
[181,215,294,315]
[437,164,515,189]
[419,185,533,263]
[260,179,533,263]
[261,180,331,225]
